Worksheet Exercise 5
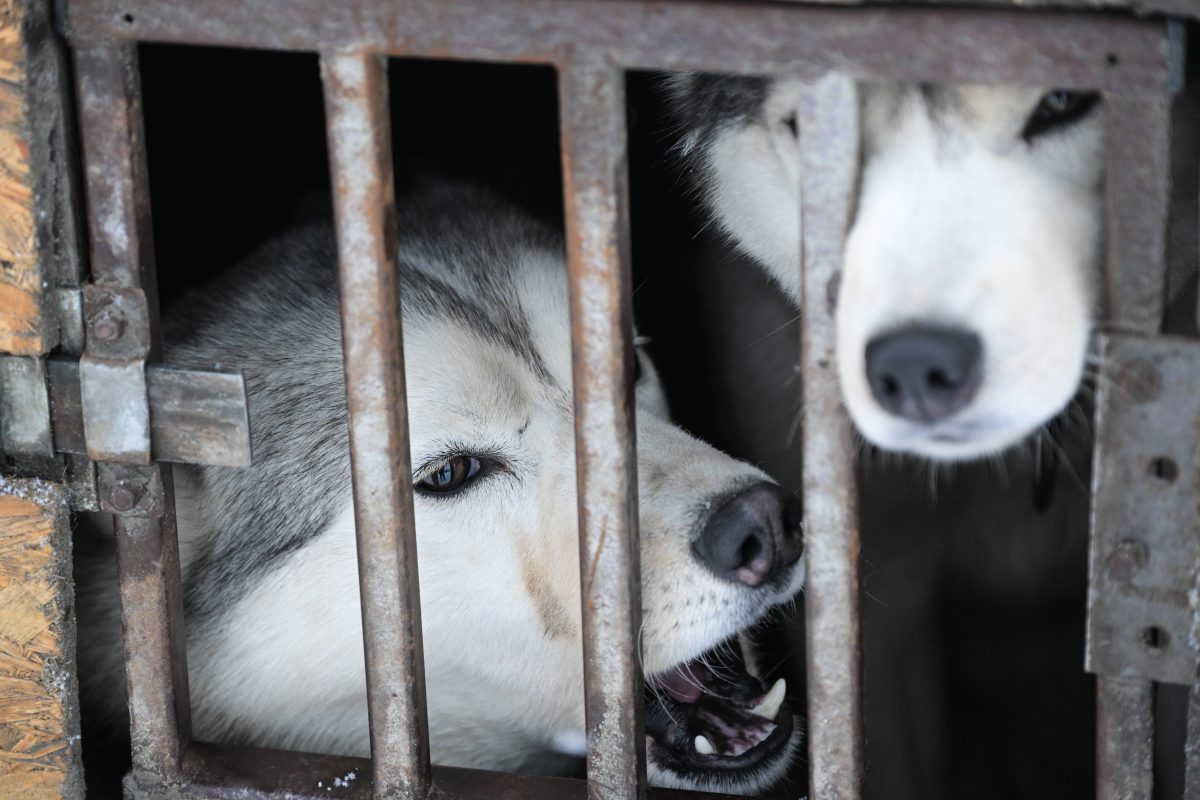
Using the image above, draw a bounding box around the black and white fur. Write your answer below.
[76,186,805,795]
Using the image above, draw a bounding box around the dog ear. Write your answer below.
[1031,435,1058,513]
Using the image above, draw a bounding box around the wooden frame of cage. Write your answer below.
[0,0,1194,798]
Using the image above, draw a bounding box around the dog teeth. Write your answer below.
[750,677,786,720]
[694,735,716,756]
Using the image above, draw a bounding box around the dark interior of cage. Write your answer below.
[72,36,1199,800]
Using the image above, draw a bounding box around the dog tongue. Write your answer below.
[653,662,707,703]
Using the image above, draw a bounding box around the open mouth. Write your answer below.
[644,638,795,782]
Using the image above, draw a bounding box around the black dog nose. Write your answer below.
[865,325,983,424]
[693,483,803,588]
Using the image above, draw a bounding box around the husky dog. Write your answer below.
[663,72,1198,800]
[668,77,1119,460]
[76,186,805,795]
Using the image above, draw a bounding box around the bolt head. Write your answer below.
[1106,539,1149,582]
[91,309,125,342]
[108,484,139,512]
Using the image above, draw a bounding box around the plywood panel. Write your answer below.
[0,479,83,799]
[0,0,49,356]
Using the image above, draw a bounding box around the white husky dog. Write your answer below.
[669,77,1118,460]
[77,186,804,795]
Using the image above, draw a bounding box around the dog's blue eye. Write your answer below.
[419,456,483,495]
[1022,90,1100,142]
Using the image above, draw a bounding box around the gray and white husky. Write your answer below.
[669,75,1197,459]
[77,186,805,795]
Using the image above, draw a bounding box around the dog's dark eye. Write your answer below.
[419,456,484,496]
[1022,90,1100,142]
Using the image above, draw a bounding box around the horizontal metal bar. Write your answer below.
[65,1,1171,92]
[799,73,864,800]
[559,58,645,800]
[0,355,55,459]
[45,357,250,467]
[147,367,252,468]
[160,742,748,800]
[771,0,1196,16]
[321,50,431,799]
[1097,677,1156,800]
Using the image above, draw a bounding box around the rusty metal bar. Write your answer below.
[321,50,432,800]
[798,73,864,800]
[1097,678,1156,800]
[65,1,1169,91]
[111,467,193,792]
[73,46,156,468]
[1087,56,1176,800]
[1186,683,1200,800]
[170,743,740,800]
[73,42,193,785]
[73,46,158,295]
[559,57,645,800]
[1102,92,1175,334]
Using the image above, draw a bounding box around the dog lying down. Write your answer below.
[77,186,805,795]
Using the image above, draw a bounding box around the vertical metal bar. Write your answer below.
[798,73,864,800]
[1185,683,1200,800]
[1102,92,1173,335]
[73,43,191,784]
[321,50,432,800]
[1097,678,1156,800]
[74,46,159,300]
[1090,87,1174,800]
[558,57,645,800]
[112,477,192,790]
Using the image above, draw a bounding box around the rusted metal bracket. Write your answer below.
[2,351,251,475]
[0,354,97,509]
[79,353,152,463]
[1087,333,1200,687]
[77,282,154,462]
[44,355,251,469]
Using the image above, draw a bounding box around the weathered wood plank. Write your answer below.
[0,478,84,799]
